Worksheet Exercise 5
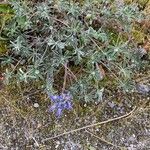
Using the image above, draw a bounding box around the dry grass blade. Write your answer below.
[42,106,137,142]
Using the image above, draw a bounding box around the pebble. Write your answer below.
[33,103,39,108]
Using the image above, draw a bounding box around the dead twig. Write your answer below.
[42,106,137,142]
[63,64,78,81]
[62,63,68,92]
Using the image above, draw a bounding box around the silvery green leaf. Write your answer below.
[57,42,65,49]
[97,88,104,102]
[47,39,55,46]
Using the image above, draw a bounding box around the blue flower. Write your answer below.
[50,95,60,102]
[48,92,73,117]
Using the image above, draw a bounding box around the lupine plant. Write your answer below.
[0,0,149,117]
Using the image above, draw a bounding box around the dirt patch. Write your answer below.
[0,88,149,149]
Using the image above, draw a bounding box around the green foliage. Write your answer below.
[1,0,148,102]
[0,4,13,55]
[0,4,13,13]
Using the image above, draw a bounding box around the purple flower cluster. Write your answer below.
[49,92,73,117]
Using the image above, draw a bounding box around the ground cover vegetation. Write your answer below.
[0,0,149,149]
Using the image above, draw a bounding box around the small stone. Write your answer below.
[55,141,60,148]
[84,104,87,107]
[33,103,39,108]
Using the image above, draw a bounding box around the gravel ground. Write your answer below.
[0,87,149,150]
